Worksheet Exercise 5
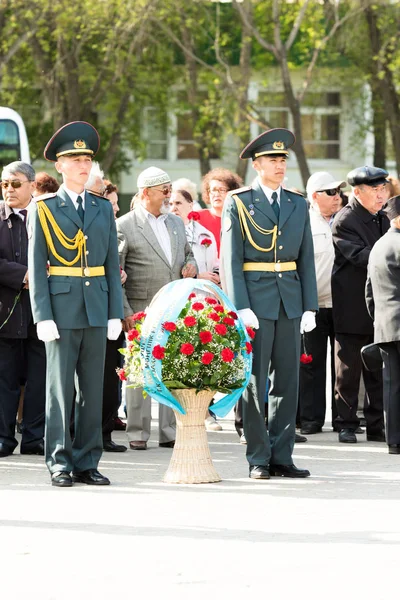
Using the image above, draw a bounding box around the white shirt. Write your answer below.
[13,205,30,221]
[141,206,172,265]
[185,221,218,273]
[259,180,282,206]
[63,184,86,211]
[309,204,335,308]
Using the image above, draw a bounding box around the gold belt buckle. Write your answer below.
[83,267,90,277]
[274,263,281,272]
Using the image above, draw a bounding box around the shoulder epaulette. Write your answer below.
[33,192,57,202]
[87,189,107,199]
[283,187,305,198]
[230,185,252,196]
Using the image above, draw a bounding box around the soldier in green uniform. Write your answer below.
[28,121,124,487]
[222,128,318,479]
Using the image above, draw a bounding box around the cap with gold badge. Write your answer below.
[240,128,295,160]
[44,121,100,162]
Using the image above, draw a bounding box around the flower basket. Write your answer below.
[163,388,221,484]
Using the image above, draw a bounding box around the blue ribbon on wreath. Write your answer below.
[139,278,252,416]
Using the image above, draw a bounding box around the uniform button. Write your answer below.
[279,245,283,250]
[278,231,282,236]
[86,250,89,255]
[15,252,20,257]
[84,235,88,240]
[278,274,282,278]
[85,281,90,286]
[277,260,280,263]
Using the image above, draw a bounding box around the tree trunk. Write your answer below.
[370,78,386,169]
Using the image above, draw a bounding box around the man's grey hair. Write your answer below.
[1,161,35,181]
[85,161,104,191]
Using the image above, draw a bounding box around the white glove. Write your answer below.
[107,318,122,340]
[300,311,316,334]
[37,320,60,342]
[238,308,259,329]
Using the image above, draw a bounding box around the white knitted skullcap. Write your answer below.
[137,166,171,189]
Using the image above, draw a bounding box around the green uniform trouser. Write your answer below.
[44,327,107,474]
[243,303,301,467]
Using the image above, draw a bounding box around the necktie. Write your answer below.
[76,195,84,222]
[271,191,280,219]
[20,209,28,223]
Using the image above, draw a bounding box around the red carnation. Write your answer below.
[246,326,256,340]
[223,316,235,327]
[205,297,217,305]
[192,302,205,311]
[245,342,253,354]
[183,316,197,327]
[163,321,177,332]
[152,345,166,360]
[221,348,235,363]
[228,311,238,319]
[207,312,220,322]
[117,368,127,381]
[214,304,224,313]
[181,343,195,356]
[187,211,200,221]
[132,311,146,321]
[201,352,214,365]
[199,331,213,344]
[127,328,140,341]
[201,238,212,247]
[188,292,196,299]
[300,353,313,364]
[215,324,227,336]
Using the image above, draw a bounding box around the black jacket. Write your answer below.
[366,227,400,344]
[0,200,32,338]
[331,196,389,335]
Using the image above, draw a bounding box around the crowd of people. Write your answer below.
[1,120,400,487]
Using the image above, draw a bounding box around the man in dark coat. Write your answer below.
[332,166,390,443]
[222,128,318,479]
[0,161,46,457]
[366,195,400,454]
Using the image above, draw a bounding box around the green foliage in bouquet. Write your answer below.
[118,293,254,394]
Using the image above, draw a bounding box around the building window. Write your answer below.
[143,107,168,160]
[177,115,199,159]
[257,92,341,160]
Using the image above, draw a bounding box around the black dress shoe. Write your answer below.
[295,433,307,443]
[0,442,12,458]
[388,445,400,455]
[300,423,322,435]
[20,441,45,455]
[269,464,310,478]
[51,471,73,487]
[159,441,175,448]
[249,465,270,479]
[366,430,386,442]
[113,417,126,431]
[339,428,357,443]
[72,469,110,485]
[103,440,127,452]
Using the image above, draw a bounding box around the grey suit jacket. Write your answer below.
[116,204,197,316]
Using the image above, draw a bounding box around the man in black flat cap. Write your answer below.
[332,165,390,444]
[28,121,124,487]
[222,128,318,480]
[366,195,400,454]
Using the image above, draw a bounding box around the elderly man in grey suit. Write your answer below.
[116,167,197,450]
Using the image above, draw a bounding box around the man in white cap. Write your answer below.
[299,172,346,436]
[116,166,197,449]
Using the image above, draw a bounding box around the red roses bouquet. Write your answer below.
[119,293,254,394]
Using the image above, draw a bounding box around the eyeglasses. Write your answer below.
[317,188,340,196]
[1,179,30,189]
[209,187,229,195]
[151,185,172,196]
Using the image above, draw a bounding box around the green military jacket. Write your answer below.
[222,179,318,320]
[28,185,123,329]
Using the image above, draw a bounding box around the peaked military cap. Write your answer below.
[347,166,388,187]
[44,121,100,162]
[383,195,400,221]
[240,128,295,160]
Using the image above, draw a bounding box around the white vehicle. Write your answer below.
[0,107,30,169]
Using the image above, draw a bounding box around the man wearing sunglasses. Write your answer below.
[0,161,46,458]
[299,172,346,437]
[332,166,390,444]
[116,166,197,450]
